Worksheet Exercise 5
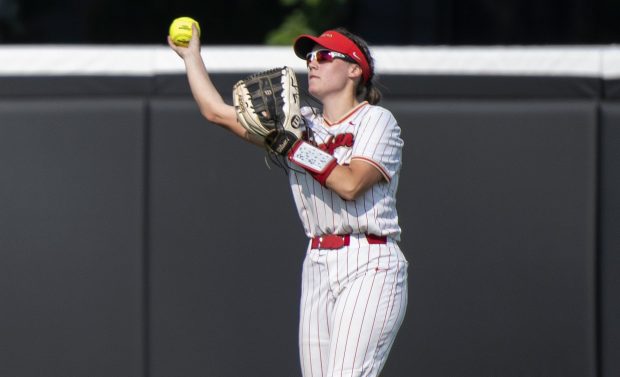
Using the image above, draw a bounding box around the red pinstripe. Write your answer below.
[316,252,325,377]
[329,270,355,374]
[369,245,405,373]
[350,248,381,372]
[338,281,364,375]
[359,246,390,369]
[308,255,316,377]
[300,252,310,376]
[294,173,313,234]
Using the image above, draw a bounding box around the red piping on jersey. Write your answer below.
[323,101,369,127]
[351,156,391,182]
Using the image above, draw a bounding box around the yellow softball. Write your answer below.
[169,17,201,47]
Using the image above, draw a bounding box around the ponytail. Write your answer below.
[359,79,382,105]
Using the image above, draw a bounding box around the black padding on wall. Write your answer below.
[604,79,620,99]
[0,72,611,377]
[600,103,620,377]
[0,99,145,377]
[147,99,306,377]
[148,98,598,377]
[0,74,601,99]
[383,100,598,377]
[150,74,603,99]
[378,75,601,99]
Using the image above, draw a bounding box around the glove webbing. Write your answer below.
[245,70,285,130]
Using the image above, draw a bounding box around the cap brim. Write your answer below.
[293,35,322,59]
[293,32,360,60]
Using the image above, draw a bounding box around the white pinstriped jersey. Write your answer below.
[289,102,404,241]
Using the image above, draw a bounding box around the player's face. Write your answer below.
[306,46,358,100]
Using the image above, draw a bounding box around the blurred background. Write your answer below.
[0,0,619,45]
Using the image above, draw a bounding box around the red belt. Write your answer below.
[310,234,387,249]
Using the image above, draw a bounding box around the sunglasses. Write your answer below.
[305,49,356,66]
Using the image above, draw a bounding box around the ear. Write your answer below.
[348,64,363,82]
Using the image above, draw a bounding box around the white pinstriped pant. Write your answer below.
[299,236,409,377]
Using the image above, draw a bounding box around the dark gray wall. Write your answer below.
[600,102,620,377]
[0,73,616,377]
[0,99,146,377]
[389,100,598,377]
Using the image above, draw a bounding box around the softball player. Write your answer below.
[169,26,408,377]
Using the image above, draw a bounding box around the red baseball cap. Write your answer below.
[293,30,371,84]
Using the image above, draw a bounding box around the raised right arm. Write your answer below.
[168,24,262,145]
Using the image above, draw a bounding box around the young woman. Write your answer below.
[169,26,408,377]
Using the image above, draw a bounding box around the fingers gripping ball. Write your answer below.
[169,17,200,47]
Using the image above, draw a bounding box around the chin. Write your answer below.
[307,85,321,99]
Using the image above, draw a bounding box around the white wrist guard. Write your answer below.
[289,141,336,173]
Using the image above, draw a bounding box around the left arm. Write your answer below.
[324,160,384,201]
[287,108,401,200]
[324,108,402,200]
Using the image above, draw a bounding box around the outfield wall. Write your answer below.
[0,46,618,377]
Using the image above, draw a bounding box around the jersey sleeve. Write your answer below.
[351,107,403,181]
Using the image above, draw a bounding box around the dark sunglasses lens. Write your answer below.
[306,50,336,65]
[315,50,334,63]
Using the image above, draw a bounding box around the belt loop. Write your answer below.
[343,235,350,247]
[365,234,388,245]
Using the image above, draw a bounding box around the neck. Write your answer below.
[321,94,360,124]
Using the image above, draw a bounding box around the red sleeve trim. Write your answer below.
[351,156,391,182]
